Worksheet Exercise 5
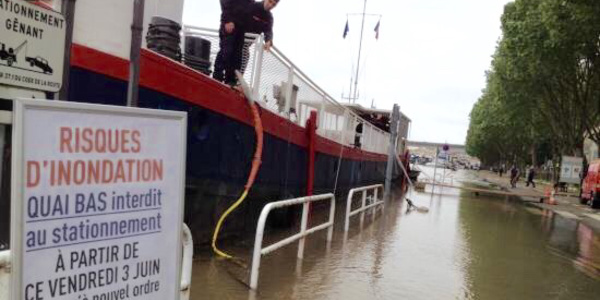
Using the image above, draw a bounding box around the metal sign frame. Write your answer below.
[10,98,187,300]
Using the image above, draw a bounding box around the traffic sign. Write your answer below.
[0,0,66,92]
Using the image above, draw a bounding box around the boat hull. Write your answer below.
[62,45,394,245]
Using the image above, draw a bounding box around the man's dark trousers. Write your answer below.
[213,24,245,85]
[526,176,535,187]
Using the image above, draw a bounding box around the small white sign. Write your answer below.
[11,99,187,300]
[560,156,583,184]
[0,0,66,92]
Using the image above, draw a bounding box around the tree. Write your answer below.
[467,0,600,170]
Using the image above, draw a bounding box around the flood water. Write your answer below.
[190,168,600,299]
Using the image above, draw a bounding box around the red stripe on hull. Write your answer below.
[71,44,388,162]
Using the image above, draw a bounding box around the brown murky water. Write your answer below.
[190,168,600,299]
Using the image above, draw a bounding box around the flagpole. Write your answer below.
[353,0,368,104]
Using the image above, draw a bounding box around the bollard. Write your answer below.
[548,190,557,205]
[541,187,551,203]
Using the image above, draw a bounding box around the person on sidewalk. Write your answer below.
[526,166,536,188]
[510,165,520,188]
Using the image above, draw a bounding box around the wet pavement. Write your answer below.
[477,170,600,233]
[190,167,600,299]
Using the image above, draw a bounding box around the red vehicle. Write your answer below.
[580,160,600,208]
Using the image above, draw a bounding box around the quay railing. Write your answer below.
[0,250,8,300]
[180,223,194,300]
[344,184,385,232]
[250,193,336,290]
[182,26,390,155]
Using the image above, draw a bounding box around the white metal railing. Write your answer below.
[181,25,390,155]
[344,184,384,232]
[249,193,336,290]
[180,223,194,300]
[0,250,10,300]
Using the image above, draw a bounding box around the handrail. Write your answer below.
[180,223,194,300]
[270,47,347,112]
[249,193,336,290]
[180,24,391,154]
[0,250,9,269]
[344,184,384,232]
[183,25,261,40]
[0,250,10,300]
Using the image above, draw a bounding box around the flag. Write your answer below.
[343,20,349,39]
[374,20,380,40]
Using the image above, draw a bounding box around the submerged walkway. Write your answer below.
[476,171,600,233]
[189,172,600,299]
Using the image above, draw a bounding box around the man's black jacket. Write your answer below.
[239,1,274,42]
[220,0,252,24]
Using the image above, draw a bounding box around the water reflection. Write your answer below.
[190,169,600,299]
[456,172,600,300]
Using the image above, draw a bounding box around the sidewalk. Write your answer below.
[478,171,600,233]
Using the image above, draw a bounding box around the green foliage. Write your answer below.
[466,0,600,165]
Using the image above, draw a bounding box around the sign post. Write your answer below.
[0,0,66,92]
[11,99,187,300]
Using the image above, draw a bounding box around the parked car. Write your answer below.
[26,56,53,74]
[580,160,600,208]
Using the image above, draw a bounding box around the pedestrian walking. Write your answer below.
[526,167,536,188]
[510,165,519,188]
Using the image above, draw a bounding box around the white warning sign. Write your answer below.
[11,99,187,300]
[0,0,66,92]
[560,156,583,184]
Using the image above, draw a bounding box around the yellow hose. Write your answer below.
[211,189,249,259]
[212,101,264,259]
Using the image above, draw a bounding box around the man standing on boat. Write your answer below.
[240,0,278,74]
[241,0,277,51]
[213,0,250,85]
[214,0,278,86]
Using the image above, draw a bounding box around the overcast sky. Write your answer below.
[183,0,512,145]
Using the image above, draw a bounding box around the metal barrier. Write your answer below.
[180,223,194,300]
[0,250,10,300]
[181,25,390,155]
[344,184,384,232]
[249,193,336,290]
